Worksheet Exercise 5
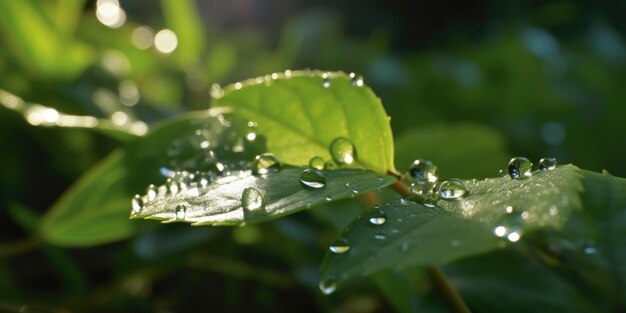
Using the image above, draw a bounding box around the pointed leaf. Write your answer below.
[131,167,395,226]
[213,70,395,174]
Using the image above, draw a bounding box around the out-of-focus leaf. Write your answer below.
[7,203,40,233]
[0,0,92,78]
[579,170,626,306]
[213,70,396,174]
[447,250,599,313]
[161,0,206,67]
[132,166,394,226]
[394,124,509,179]
[321,165,584,288]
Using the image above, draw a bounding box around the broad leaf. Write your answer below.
[321,165,584,288]
[131,167,395,226]
[213,70,395,174]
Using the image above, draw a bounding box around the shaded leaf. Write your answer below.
[132,166,395,226]
[213,70,395,174]
[321,165,584,288]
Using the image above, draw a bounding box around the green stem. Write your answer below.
[0,236,41,258]
[390,180,472,313]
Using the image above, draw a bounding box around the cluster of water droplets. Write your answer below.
[502,156,558,180]
[403,159,468,208]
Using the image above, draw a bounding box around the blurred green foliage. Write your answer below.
[1,0,626,312]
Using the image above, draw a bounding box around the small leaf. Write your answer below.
[132,167,395,226]
[213,70,396,174]
[321,165,584,287]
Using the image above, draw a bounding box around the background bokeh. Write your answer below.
[1,0,625,312]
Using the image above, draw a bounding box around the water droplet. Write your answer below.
[408,159,438,183]
[322,73,331,88]
[508,157,533,179]
[319,276,337,295]
[241,188,265,212]
[493,209,524,242]
[131,195,143,214]
[368,208,386,225]
[374,233,387,240]
[329,137,356,165]
[349,72,364,87]
[146,184,157,201]
[324,161,337,170]
[325,195,333,201]
[309,156,325,170]
[538,157,557,171]
[299,169,326,189]
[253,153,281,175]
[423,193,438,207]
[166,179,179,195]
[176,205,186,219]
[329,238,351,254]
[498,169,508,177]
[436,179,467,200]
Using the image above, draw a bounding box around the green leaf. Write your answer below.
[321,165,584,288]
[213,70,396,174]
[40,110,254,246]
[394,123,509,179]
[161,0,206,67]
[320,200,500,286]
[132,167,395,226]
[578,170,626,307]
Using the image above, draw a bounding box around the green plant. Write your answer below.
[9,70,623,312]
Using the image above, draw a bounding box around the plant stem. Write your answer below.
[0,236,41,258]
[390,179,472,313]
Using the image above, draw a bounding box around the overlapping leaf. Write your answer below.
[213,70,396,174]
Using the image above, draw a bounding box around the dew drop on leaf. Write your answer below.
[349,72,364,87]
[408,159,438,183]
[508,157,533,180]
[324,161,337,170]
[367,208,386,225]
[241,187,265,212]
[322,73,331,88]
[146,184,157,201]
[329,137,356,165]
[299,169,326,189]
[167,178,180,195]
[436,179,467,200]
[309,156,325,170]
[374,233,387,240]
[319,276,337,295]
[538,157,557,171]
[131,195,143,214]
[175,204,186,220]
[253,153,281,175]
[329,238,351,254]
[498,169,508,178]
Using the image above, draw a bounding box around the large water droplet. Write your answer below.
[241,187,265,212]
[436,179,467,200]
[367,208,387,225]
[319,276,337,295]
[329,238,351,254]
[309,156,325,170]
[253,153,281,175]
[408,159,437,183]
[146,184,157,201]
[538,157,557,171]
[508,157,533,179]
[131,195,143,214]
[329,137,356,165]
[299,169,326,189]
